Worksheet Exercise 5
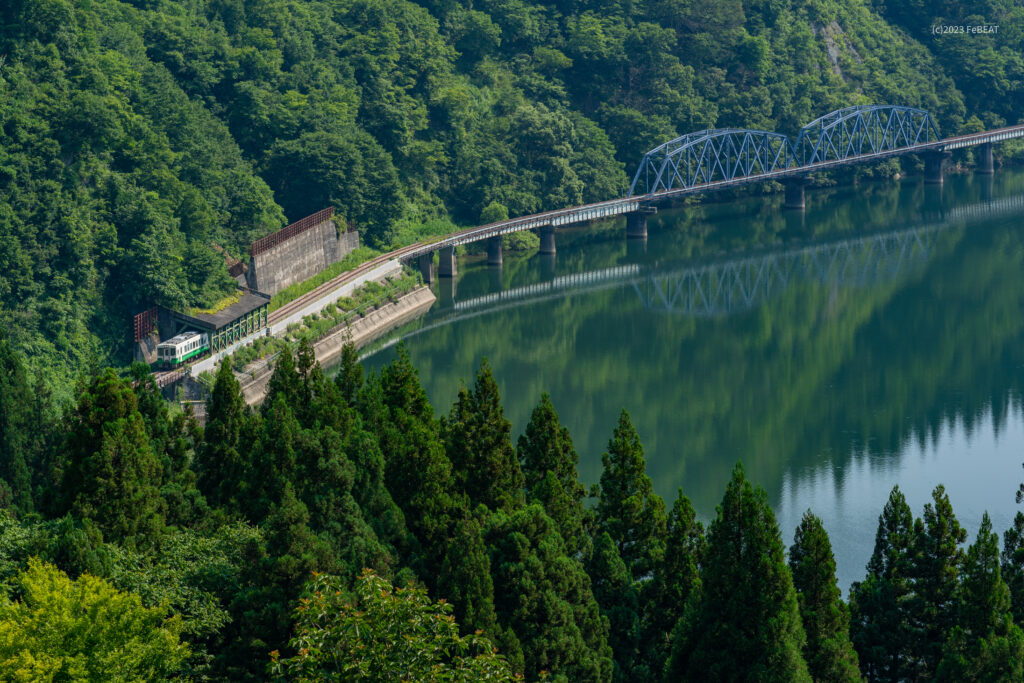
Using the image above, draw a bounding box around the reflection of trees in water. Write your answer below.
[360,176,1024,517]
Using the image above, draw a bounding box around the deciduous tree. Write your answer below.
[271,569,517,681]
[0,559,189,682]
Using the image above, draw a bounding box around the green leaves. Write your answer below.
[271,570,517,682]
[0,558,189,682]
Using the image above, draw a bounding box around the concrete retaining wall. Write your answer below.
[247,220,359,295]
[239,286,436,406]
[268,260,402,335]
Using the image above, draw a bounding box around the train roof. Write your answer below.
[158,331,204,347]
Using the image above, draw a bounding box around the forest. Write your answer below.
[0,0,1022,397]
[2,0,1024,678]
[2,337,1024,680]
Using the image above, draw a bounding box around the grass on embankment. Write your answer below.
[233,271,422,372]
[268,247,379,312]
[267,215,543,313]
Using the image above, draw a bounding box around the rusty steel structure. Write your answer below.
[133,306,158,342]
[250,207,336,257]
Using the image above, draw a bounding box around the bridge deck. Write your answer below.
[401,123,1024,263]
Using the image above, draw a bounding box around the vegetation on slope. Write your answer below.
[1,0,1021,396]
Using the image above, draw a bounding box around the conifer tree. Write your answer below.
[335,341,364,405]
[246,395,299,521]
[225,482,336,678]
[518,393,589,556]
[595,409,666,580]
[58,368,165,549]
[130,363,207,527]
[263,346,302,415]
[641,489,704,677]
[197,359,249,510]
[938,513,1024,681]
[439,514,499,636]
[443,358,524,512]
[0,336,34,512]
[1001,511,1024,627]
[295,423,393,576]
[907,484,966,677]
[485,504,613,683]
[789,510,861,682]
[366,345,462,577]
[587,531,640,682]
[850,485,916,682]
[667,462,810,682]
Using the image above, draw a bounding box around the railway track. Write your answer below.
[267,242,423,325]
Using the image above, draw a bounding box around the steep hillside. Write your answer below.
[0,0,1019,394]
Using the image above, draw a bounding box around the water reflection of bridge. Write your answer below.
[363,192,1024,355]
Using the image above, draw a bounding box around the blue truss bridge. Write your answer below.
[402,105,1024,281]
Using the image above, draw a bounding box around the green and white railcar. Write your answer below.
[156,331,210,368]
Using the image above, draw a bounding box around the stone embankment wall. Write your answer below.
[238,286,435,405]
[247,218,359,296]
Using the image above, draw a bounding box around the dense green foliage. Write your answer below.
[3,339,1024,678]
[667,463,811,682]
[0,558,189,682]
[270,569,517,681]
[1,0,1021,397]
[789,511,861,681]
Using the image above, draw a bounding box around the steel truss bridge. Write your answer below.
[400,106,1024,267]
[362,191,1024,356]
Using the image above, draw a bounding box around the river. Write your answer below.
[350,169,1024,593]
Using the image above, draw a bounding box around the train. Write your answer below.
[155,331,210,368]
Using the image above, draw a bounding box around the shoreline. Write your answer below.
[238,286,436,406]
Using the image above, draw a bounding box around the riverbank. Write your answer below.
[238,286,435,405]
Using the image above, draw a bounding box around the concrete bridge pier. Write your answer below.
[977,142,995,174]
[924,151,951,184]
[626,206,656,239]
[784,177,810,210]
[487,236,503,266]
[626,212,647,239]
[418,253,435,284]
[539,226,556,255]
[438,245,457,278]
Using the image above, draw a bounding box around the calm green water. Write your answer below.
[353,170,1024,592]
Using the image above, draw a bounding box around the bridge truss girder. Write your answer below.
[629,105,943,196]
[629,129,794,196]
[794,105,941,166]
